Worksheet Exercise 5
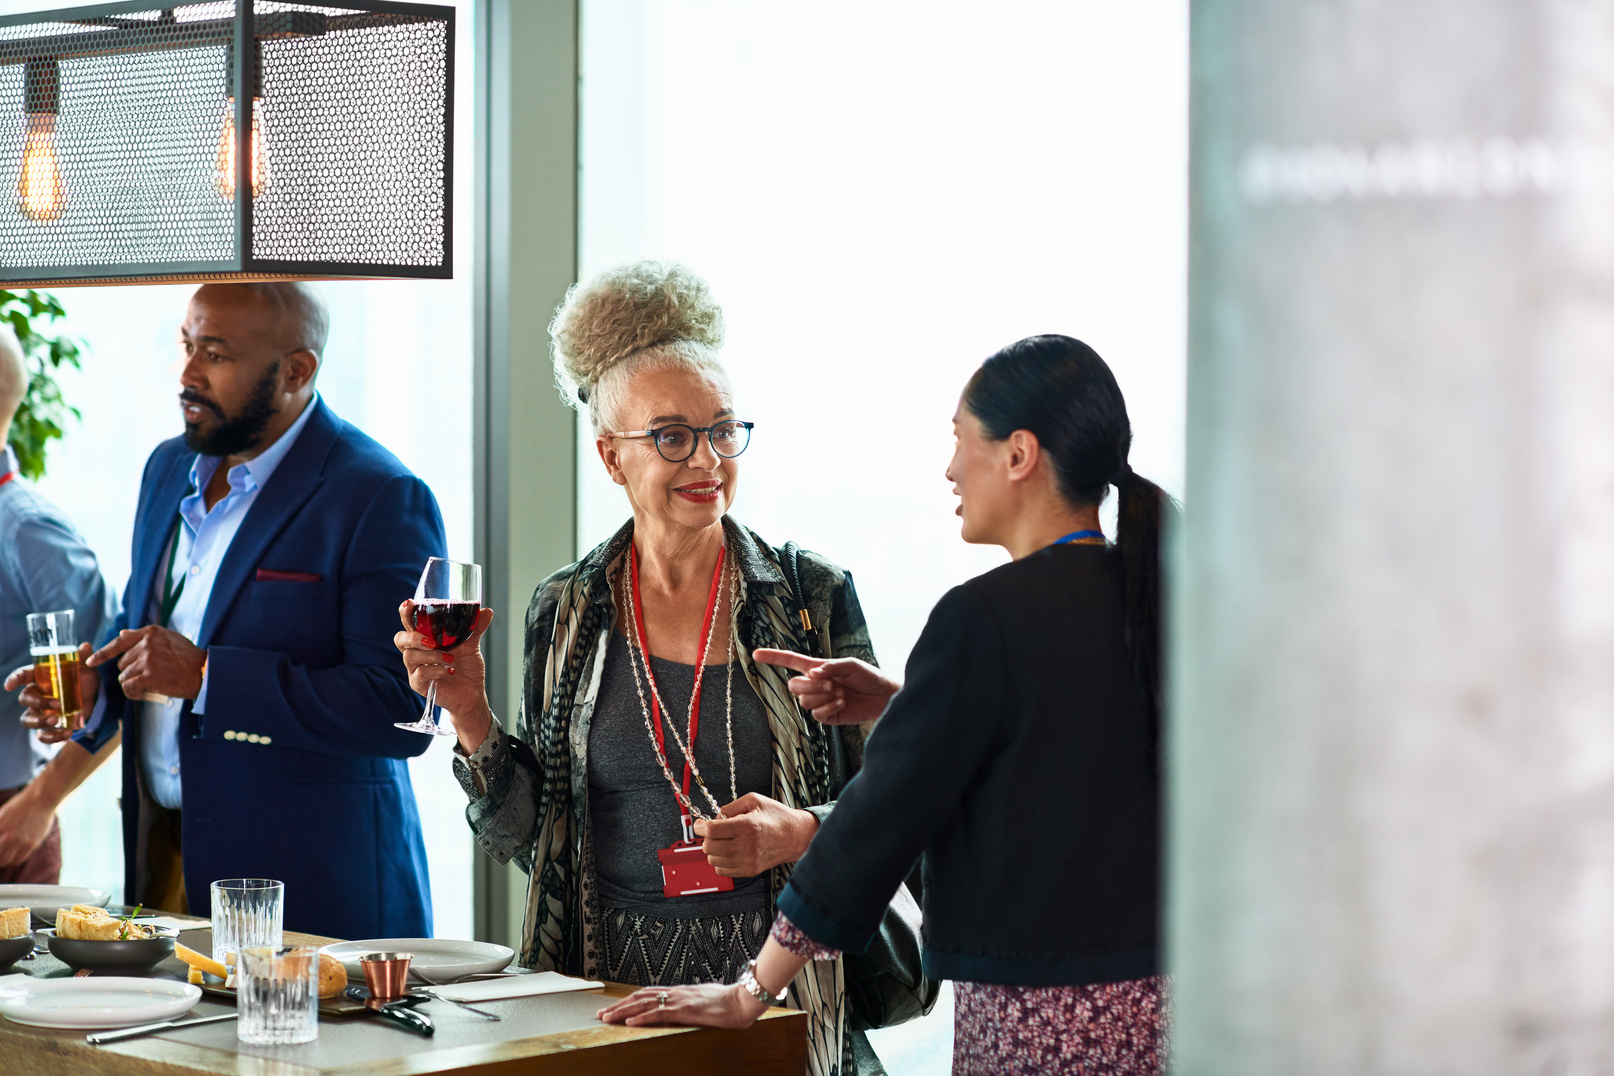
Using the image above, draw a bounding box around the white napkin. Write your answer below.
[431,971,603,1002]
[143,917,204,933]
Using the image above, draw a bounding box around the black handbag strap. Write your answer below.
[782,541,819,658]
[781,540,936,1028]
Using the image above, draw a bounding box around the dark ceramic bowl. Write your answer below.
[0,934,33,971]
[41,926,177,973]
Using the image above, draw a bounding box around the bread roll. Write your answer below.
[318,952,348,999]
[64,909,111,940]
[56,905,149,940]
[0,906,28,939]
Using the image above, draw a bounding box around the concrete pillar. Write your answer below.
[1174,3,1614,1072]
[472,0,579,949]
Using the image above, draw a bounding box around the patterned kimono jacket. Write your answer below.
[453,517,878,1076]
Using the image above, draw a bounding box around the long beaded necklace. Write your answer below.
[617,542,738,825]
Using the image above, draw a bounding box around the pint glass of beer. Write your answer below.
[26,610,83,729]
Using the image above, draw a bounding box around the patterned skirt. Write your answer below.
[952,976,1166,1076]
[600,906,771,987]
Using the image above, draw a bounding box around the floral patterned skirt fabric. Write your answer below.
[771,912,842,961]
[952,976,1166,1076]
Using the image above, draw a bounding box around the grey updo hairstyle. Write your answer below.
[550,261,733,433]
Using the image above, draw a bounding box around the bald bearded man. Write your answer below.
[4,284,444,938]
[0,325,117,883]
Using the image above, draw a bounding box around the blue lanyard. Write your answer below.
[1053,529,1105,545]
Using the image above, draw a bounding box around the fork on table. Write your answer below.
[405,966,501,1021]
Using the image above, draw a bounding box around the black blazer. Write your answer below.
[778,543,1159,985]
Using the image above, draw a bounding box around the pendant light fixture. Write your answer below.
[18,57,64,221]
[0,1,453,286]
[215,41,268,201]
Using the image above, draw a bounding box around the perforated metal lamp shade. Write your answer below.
[0,0,452,286]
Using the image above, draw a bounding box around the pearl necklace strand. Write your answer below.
[616,547,739,823]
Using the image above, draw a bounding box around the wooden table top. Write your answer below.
[1,910,806,1076]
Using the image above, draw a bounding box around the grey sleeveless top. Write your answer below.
[587,636,772,917]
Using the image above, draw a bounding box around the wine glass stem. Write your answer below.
[422,678,439,727]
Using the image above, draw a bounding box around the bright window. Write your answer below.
[579,0,1188,661]
[0,0,475,941]
[579,1,1187,1067]
[26,280,474,942]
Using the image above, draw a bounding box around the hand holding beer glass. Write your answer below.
[27,610,85,730]
[5,610,96,744]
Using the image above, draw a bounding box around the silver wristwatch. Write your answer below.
[738,960,785,1008]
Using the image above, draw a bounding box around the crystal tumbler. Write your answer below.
[237,945,319,1045]
[211,878,283,965]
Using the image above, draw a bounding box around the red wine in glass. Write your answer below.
[413,602,482,651]
[397,558,483,736]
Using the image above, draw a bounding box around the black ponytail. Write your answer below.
[1113,465,1171,757]
[963,335,1176,752]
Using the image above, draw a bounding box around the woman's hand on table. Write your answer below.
[751,649,901,724]
[599,938,808,1031]
[4,642,97,745]
[395,601,496,751]
[693,792,818,876]
[597,982,764,1029]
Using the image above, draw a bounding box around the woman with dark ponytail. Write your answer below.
[963,334,1173,765]
[600,335,1172,1075]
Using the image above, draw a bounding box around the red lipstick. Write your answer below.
[674,480,723,504]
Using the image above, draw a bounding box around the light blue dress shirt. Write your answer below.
[0,445,117,790]
[139,396,318,809]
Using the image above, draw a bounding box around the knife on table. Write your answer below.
[344,986,434,1036]
[86,1013,239,1044]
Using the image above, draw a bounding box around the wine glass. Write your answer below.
[396,557,483,736]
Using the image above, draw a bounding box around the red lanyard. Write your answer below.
[0,471,14,489]
[628,543,727,808]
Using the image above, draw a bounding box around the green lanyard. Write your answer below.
[157,518,186,629]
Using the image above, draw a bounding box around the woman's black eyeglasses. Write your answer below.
[608,420,754,463]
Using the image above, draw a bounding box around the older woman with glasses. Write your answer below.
[394,261,881,1076]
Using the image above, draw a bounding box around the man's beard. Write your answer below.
[182,360,281,457]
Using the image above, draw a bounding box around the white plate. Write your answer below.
[320,938,515,982]
[0,885,110,923]
[0,977,200,1029]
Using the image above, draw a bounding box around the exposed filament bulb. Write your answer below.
[18,112,65,222]
[215,96,269,200]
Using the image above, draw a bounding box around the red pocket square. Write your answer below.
[256,569,323,582]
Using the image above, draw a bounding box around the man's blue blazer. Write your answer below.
[76,399,444,940]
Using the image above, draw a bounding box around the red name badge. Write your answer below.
[658,840,735,898]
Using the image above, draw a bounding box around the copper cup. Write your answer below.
[358,951,413,1000]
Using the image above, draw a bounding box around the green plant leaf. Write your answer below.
[3,289,83,480]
